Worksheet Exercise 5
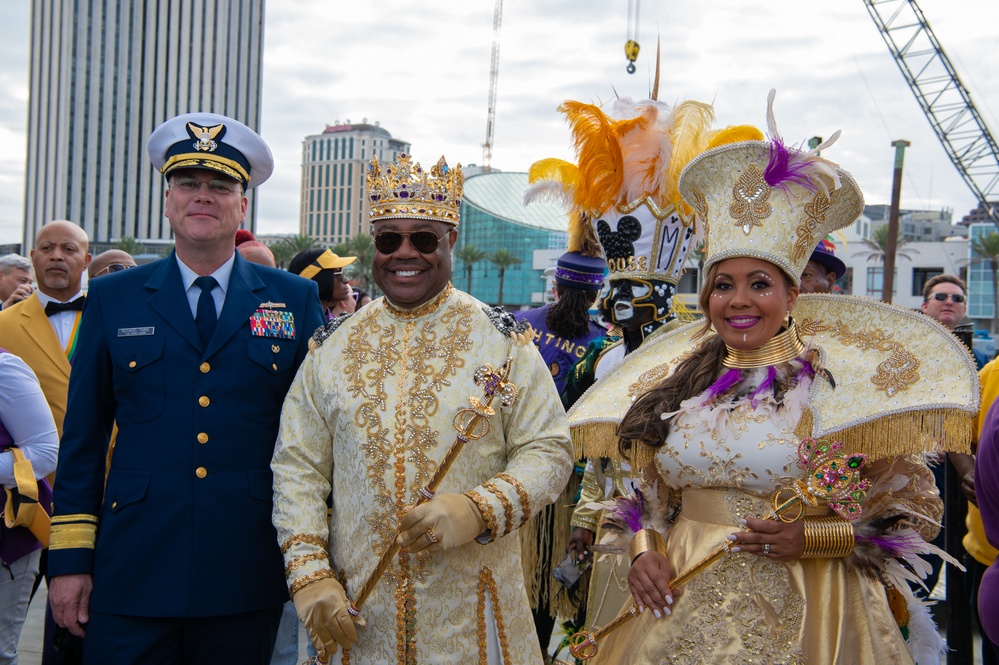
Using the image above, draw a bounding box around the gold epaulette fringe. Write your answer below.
[794,406,974,460]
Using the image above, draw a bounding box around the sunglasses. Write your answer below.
[93,263,135,278]
[930,292,966,303]
[374,230,449,255]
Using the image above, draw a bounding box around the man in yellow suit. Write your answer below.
[0,220,91,437]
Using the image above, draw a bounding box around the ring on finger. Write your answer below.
[763,543,770,555]
[424,529,439,545]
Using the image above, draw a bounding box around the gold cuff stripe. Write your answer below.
[49,522,97,551]
[466,491,498,543]
[280,533,328,554]
[285,551,330,577]
[288,568,337,596]
[51,514,98,524]
[483,481,514,537]
[495,473,531,525]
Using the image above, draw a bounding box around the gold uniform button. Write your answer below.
[198,396,210,407]
[128,361,137,368]
[196,467,207,479]
[272,363,278,371]
[200,362,211,373]
[111,501,118,509]
[197,432,209,444]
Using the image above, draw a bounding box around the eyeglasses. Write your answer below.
[930,292,966,303]
[374,230,450,255]
[170,177,242,196]
[332,270,349,283]
[93,263,135,278]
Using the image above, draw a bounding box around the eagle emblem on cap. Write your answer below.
[187,122,225,153]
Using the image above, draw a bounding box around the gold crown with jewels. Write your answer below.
[366,154,463,226]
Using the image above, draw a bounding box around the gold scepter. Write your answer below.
[569,437,870,660]
[346,357,519,618]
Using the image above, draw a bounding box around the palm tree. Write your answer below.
[454,244,487,297]
[270,234,319,269]
[113,236,144,255]
[972,231,999,334]
[489,248,522,307]
[857,225,918,263]
[269,241,294,269]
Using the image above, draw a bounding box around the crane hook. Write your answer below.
[625,39,639,74]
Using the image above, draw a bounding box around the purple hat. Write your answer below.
[809,238,846,280]
[554,251,606,292]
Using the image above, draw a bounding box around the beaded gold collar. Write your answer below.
[383,282,453,319]
[722,318,806,369]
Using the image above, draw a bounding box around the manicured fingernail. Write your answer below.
[730,546,741,552]
[653,609,662,619]
[664,607,671,616]
[727,534,738,541]
[639,604,645,613]
[739,518,747,526]
[665,595,673,605]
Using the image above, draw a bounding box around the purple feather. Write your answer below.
[706,368,743,401]
[795,357,815,382]
[608,490,645,534]
[764,137,819,194]
[749,365,778,407]
[858,529,927,558]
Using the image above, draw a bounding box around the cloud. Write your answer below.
[1,0,996,243]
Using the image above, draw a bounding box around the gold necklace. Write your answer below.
[722,319,806,369]
[383,283,453,319]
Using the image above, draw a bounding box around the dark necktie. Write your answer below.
[45,297,85,317]
[194,276,219,348]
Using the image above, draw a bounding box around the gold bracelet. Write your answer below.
[630,528,667,564]
[801,516,854,558]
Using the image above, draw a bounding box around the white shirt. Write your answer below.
[0,353,59,487]
[34,289,85,349]
[176,254,235,319]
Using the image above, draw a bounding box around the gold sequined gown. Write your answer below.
[591,360,938,665]
[271,286,573,665]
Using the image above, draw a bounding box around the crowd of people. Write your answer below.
[0,93,996,665]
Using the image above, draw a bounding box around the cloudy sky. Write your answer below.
[0,0,996,245]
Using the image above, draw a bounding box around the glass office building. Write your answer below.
[455,172,569,309]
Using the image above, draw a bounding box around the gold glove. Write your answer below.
[293,577,363,658]
[396,493,486,556]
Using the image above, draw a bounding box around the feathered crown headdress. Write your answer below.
[678,90,863,286]
[525,92,761,285]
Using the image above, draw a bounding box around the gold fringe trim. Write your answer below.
[571,424,657,472]
[520,471,582,620]
[795,406,974,459]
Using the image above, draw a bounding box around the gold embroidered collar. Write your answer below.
[722,319,806,369]
[383,283,453,319]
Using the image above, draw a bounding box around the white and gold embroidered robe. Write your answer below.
[272,287,573,665]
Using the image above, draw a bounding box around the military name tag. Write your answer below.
[250,309,295,339]
[118,326,155,337]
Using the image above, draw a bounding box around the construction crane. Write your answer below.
[481,0,503,172]
[863,0,999,224]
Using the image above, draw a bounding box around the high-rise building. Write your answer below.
[300,121,410,246]
[23,0,265,250]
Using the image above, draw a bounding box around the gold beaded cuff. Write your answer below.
[630,528,667,564]
[801,516,855,558]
